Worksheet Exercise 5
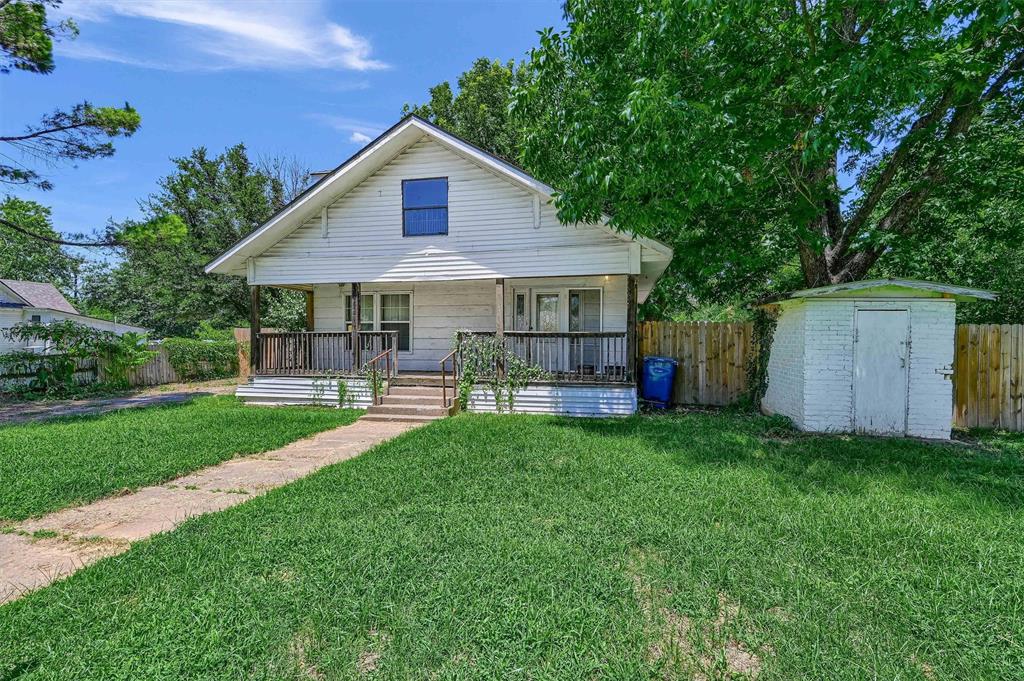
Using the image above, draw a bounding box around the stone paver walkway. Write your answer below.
[0,417,416,604]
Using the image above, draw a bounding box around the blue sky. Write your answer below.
[2,0,564,243]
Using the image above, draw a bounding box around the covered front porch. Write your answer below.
[241,275,640,415]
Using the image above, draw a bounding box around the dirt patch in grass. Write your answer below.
[629,550,765,679]
[357,628,391,675]
[288,629,324,680]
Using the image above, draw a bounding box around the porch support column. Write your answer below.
[350,282,361,370]
[304,289,314,331]
[495,278,505,378]
[626,274,638,383]
[249,285,261,374]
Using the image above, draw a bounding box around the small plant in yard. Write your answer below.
[453,331,547,412]
[310,371,352,407]
[360,361,387,402]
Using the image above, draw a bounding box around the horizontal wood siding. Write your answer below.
[953,324,1024,431]
[466,384,637,416]
[253,138,636,283]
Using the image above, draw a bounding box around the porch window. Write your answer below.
[345,291,412,352]
[569,288,602,374]
[402,178,448,236]
[380,293,411,352]
[344,293,374,331]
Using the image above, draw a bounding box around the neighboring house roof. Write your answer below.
[768,279,997,304]
[205,114,673,276]
[0,279,79,314]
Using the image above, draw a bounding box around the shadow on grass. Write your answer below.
[551,412,1024,509]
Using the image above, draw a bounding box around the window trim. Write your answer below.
[401,177,448,237]
[345,289,415,354]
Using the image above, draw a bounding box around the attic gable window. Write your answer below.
[402,177,448,236]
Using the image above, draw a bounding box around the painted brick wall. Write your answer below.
[765,296,956,439]
[802,300,856,432]
[763,302,806,427]
[906,301,955,439]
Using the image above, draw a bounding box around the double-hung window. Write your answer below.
[402,177,448,236]
[380,294,411,352]
[345,291,413,352]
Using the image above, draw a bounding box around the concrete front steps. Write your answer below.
[361,373,456,424]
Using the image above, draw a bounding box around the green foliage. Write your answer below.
[0,395,362,520]
[0,0,75,75]
[515,0,1024,300]
[0,320,153,395]
[0,196,81,288]
[261,287,308,332]
[162,337,238,381]
[97,332,155,389]
[79,144,290,336]
[404,57,528,162]
[745,307,779,409]
[0,101,140,191]
[454,332,547,412]
[874,102,1024,323]
[193,321,235,342]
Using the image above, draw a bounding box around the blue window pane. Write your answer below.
[403,178,447,208]
[404,208,448,235]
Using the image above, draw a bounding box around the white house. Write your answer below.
[761,279,995,440]
[0,279,148,354]
[205,115,674,419]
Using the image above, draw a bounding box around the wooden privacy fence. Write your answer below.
[953,324,1024,430]
[120,344,179,387]
[638,321,754,406]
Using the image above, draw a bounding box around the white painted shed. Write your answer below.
[761,279,996,439]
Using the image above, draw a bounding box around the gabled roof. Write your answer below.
[0,279,78,313]
[205,115,672,276]
[778,279,997,303]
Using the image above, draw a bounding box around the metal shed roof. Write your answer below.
[779,278,997,302]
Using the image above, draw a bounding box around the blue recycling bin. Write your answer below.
[641,356,678,408]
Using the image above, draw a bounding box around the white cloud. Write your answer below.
[307,115,385,144]
[57,0,389,72]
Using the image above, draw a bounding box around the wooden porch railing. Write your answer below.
[439,347,459,408]
[456,331,631,384]
[365,348,393,405]
[254,331,398,377]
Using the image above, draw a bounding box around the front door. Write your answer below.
[854,309,909,435]
[534,292,561,372]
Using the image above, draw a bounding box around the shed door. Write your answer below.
[854,309,909,435]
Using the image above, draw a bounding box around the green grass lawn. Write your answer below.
[0,396,363,521]
[1,412,1022,679]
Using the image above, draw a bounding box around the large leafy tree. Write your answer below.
[0,0,139,245]
[515,0,1024,293]
[876,99,1024,323]
[82,145,303,336]
[0,196,80,288]
[403,57,528,162]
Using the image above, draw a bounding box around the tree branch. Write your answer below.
[0,121,94,143]
[0,217,119,248]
